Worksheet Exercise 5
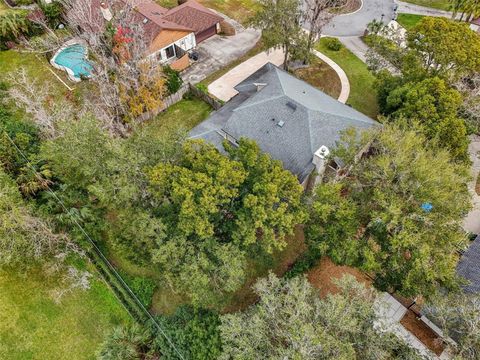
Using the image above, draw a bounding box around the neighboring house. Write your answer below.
[88,0,223,70]
[189,63,378,186]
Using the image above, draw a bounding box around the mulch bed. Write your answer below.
[293,58,342,99]
[307,257,372,298]
[400,310,446,356]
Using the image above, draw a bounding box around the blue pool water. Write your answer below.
[54,44,93,79]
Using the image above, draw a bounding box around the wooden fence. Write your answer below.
[136,82,222,122]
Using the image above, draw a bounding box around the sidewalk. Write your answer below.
[312,49,350,103]
[209,48,351,104]
[396,1,455,18]
[208,48,285,101]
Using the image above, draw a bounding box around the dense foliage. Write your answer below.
[38,119,305,306]
[407,17,480,81]
[425,292,480,359]
[220,273,422,359]
[377,75,469,161]
[307,125,471,298]
[163,65,183,95]
[156,306,222,360]
[147,139,306,305]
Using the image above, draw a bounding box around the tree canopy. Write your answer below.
[382,76,469,161]
[220,273,421,359]
[407,17,480,80]
[307,125,471,298]
[147,139,305,305]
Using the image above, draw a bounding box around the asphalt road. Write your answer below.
[322,0,396,37]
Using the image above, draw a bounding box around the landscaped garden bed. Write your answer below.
[293,57,342,99]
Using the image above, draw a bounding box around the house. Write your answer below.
[89,0,223,70]
[189,63,378,185]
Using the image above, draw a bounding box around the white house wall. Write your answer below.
[149,33,196,62]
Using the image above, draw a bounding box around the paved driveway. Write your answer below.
[181,27,260,84]
[323,0,396,36]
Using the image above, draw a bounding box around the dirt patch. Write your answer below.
[307,257,372,297]
[293,58,342,99]
[400,311,446,356]
[222,225,307,313]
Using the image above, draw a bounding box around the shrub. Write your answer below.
[121,273,157,308]
[0,11,31,42]
[163,65,183,95]
[324,37,342,51]
[195,82,208,94]
[284,246,322,279]
[40,1,64,29]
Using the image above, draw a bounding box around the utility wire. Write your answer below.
[5,132,186,360]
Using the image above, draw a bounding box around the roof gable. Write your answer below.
[190,63,379,181]
[163,0,223,33]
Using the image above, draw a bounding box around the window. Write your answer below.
[164,45,175,59]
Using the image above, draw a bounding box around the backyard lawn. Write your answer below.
[316,38,379,119]
[396,13,426,31]
[293,57,342,99]
[400,0,450,10]
[0,265,130,360]
[142,97,213,139]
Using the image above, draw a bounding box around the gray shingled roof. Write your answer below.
[189,63,378,181]
[457,235,480,294]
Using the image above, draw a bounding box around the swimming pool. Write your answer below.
[50,42,93,82]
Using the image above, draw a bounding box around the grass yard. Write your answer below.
[396,13,426,31]
[316,38,379,119]
[142,97,213,139]
[293,57,342,99]
[0,50,87,101]
[0,265,130,360]
[198,0,259,24]
[156,0,257,23]
[400,0,451,10]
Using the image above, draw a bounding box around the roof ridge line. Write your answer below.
[232,94,286,112]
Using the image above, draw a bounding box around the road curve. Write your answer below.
[323,0,396,37]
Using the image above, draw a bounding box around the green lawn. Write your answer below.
[400,0,450,10]
[157,0,257,23]
[396,13,426,31]
[315,38,379,119]
[0,265,130,360]
[142,97,213,139]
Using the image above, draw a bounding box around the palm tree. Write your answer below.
[0,11,30,40]
[97,323,155,360]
